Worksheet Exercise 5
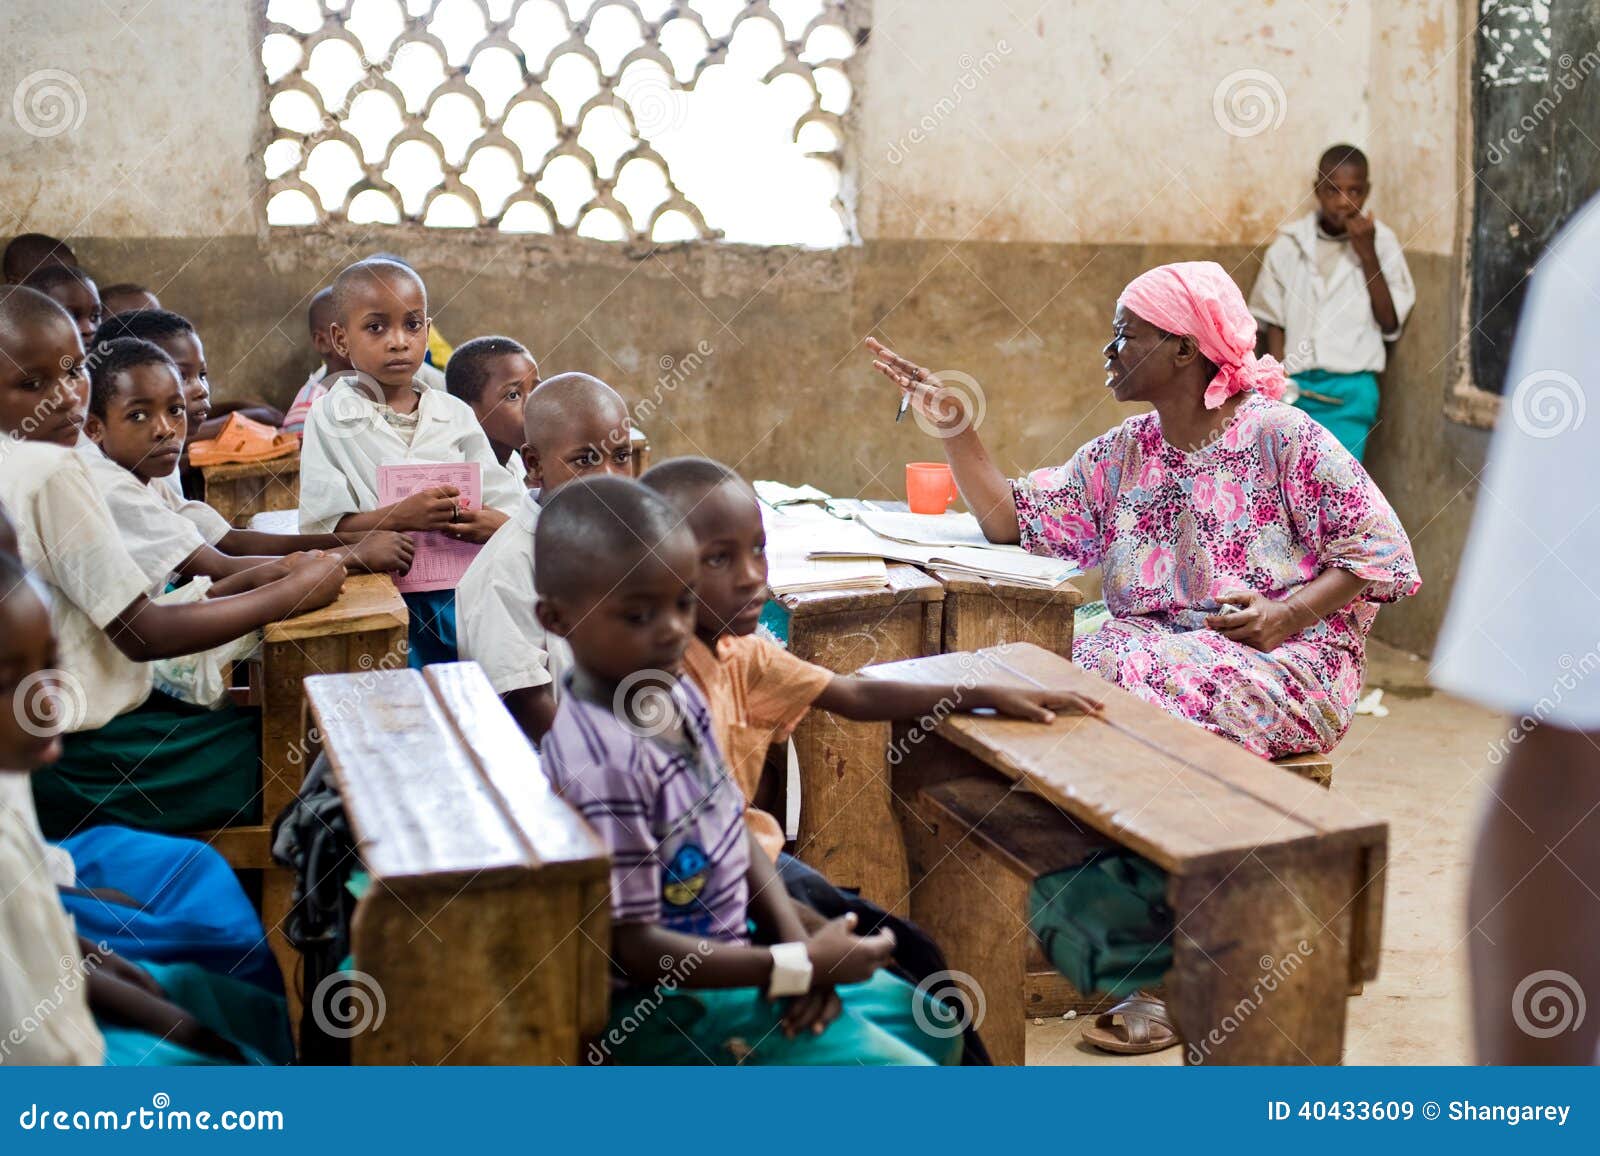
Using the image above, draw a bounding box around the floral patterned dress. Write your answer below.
[1012,392,1420,757]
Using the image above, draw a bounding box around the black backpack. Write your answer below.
[271,752,360,1064]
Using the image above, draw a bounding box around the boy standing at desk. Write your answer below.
[298,258,522,666]
[1249,144,1415,461]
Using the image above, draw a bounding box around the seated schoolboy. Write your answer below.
[444,335,540,492]
[1248,144,1415,461]
[280,287,352,436]
[99,282,160,315]
[0,549,290,1065]
[82,337,414,585]
[22,263,101,345]
[0,286,348,837]
[299,258,522,666]
[2,232,75,284]
[535,475,960,1065]
[455,372,635,743]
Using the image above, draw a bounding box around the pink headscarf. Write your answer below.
[1116,261,1288,410]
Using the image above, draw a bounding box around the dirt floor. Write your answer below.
[1026,641,1501,1066]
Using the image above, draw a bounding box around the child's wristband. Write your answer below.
[767,942,814,999]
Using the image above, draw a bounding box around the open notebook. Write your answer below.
[763,505,890,595]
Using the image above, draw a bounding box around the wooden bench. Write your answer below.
[304,662,610,1064]
[779,563,944,912]
[1275,750,1334,787]
[869,643,1387,1066]
[193,573,408,1010]
[200,451,300,528]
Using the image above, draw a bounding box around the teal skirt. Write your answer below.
[1290,369,1380,461]
[100,961,292,1066]
[33,690,260,840]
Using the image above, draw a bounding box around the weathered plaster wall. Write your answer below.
[0,0,1476,652]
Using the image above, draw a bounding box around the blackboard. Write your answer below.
[1471,0,1600,394]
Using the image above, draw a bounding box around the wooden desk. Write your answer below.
[778,564,943,912]
[869,643,1387,1066]
[931,569,1084,660]
[203,573,409,1011]
[201,452,300,527]
[306,662,610,1064]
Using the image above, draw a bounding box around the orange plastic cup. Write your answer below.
[906,461,958,514]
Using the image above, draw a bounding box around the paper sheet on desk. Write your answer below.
[762,505,889,594]
[378,461,482,593]
[854,509,1026,551]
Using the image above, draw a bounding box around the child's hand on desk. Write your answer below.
[971,684,1105,722]
[346,530,416,575]
[443,505,508,545]
[281,552,348,610]
[391,485,460,532]
[805,911,895,986]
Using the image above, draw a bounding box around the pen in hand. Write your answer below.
[895,391,911,422]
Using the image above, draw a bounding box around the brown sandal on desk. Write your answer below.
[1082,993,1180,1055]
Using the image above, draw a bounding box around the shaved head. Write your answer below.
[534,475,687,601]
[0,284,75,338]
[641,456,742,513]
[330,258,426,325]
[308,286,337,333]
[3,233,75,284]
[523,371,629,450]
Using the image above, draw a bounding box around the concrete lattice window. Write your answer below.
[259,0,863,246]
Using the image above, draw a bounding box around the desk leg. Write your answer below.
[941,589,1076,661]
[1169,850,1367,1065]
[788,604,930,915]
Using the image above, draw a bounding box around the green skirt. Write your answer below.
[33,690,261,840]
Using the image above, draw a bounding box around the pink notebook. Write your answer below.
[377,461,483,594]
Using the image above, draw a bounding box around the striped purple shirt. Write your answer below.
[542,677,750,942]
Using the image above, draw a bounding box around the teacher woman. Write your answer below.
[868,261,1419,759]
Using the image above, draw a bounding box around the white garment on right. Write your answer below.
[1432,196,1600,726]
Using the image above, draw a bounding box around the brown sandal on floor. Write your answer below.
[1082,993,1180,1055]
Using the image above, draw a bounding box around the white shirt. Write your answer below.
[455,491,570,697]
[0,441,154,730]
[1249,212,1416,376]
[1433,196,1600,727]
[297,375,524,535]
[150,469,232,544]
[73,445,207,594]
[0,783,103,1065]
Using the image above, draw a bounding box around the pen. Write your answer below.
[895,392,911,422]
